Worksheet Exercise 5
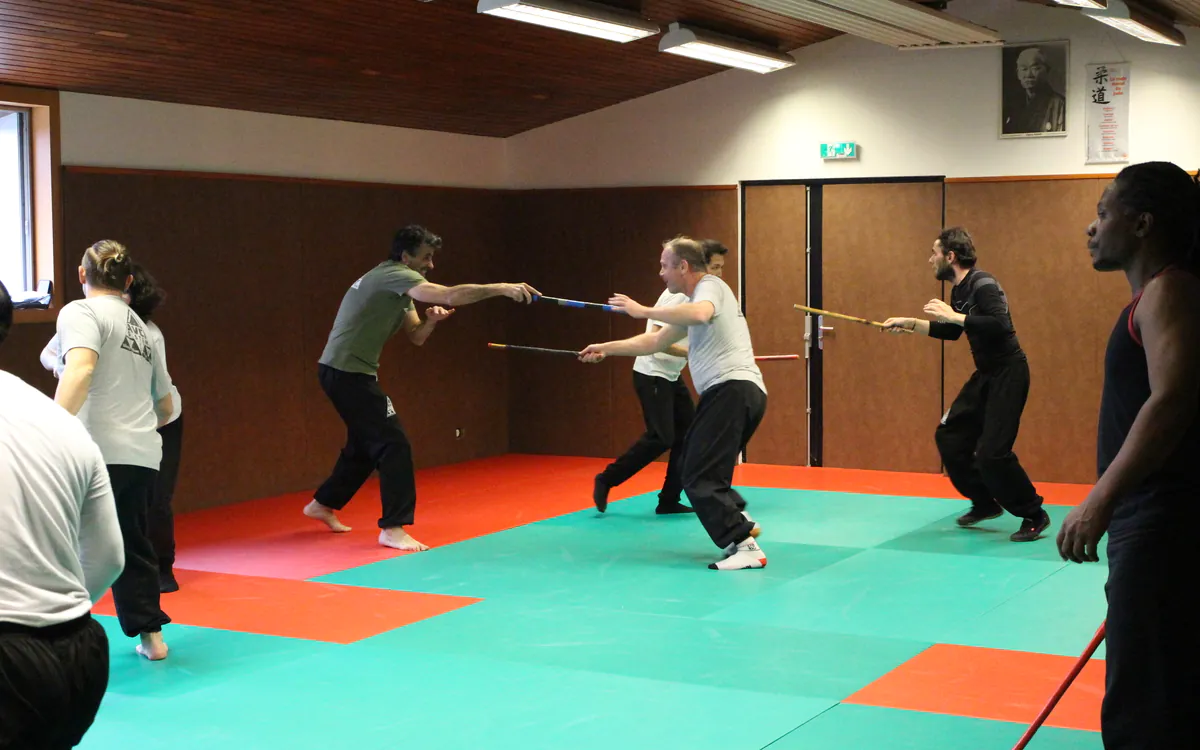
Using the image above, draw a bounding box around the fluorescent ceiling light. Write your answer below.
[1052,0,1106,8]
[1083,0,1186,45]
[659,23,795,73]
[477,0,659,42]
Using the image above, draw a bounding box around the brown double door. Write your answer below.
[743,180,945,472]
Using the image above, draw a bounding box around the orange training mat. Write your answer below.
[93,569,479,643]
[845,643,1104,732]
[733,463,1091,506]
[172,456,1092,581]
[173,455,672,580]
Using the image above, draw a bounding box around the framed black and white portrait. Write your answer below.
[1001,40,1069,138]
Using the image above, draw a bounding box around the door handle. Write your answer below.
[817,314,834,349]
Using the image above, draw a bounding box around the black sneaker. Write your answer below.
[1011,510,1051,542]
[956,506,1003,527]
[655,500,694,515]
[592,475,610,513]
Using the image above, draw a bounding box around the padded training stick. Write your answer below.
[793,304,889,328]
[491,345,801,361]
[488,343,580,356]
[534,294,625,314]
[1011,621,1107,750]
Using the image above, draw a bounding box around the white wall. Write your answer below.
[506,0,1200,188]
[60,93,508,189]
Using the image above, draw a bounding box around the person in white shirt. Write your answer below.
[592,239,731,515]
[127,264,185,594]
[592,285,694,515]
[581,237,768,571]
[55,240,175,661]
[0,280,125,749]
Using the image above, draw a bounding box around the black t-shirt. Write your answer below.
[928,269,1026,372]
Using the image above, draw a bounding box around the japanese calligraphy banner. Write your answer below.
[1086,62,1130,165]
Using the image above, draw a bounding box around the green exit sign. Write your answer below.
[821,142,858,160]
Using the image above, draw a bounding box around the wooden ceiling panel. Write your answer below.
[1146,0,1200,25]
[0,0,839,136]
[1018,0,1200,28]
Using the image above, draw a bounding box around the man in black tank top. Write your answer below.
[1057,161,1200,748]
[883,228,1049,542]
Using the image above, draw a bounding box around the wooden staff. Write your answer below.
[793,304,889,328]
[487,343,580,356]
[1011,621,1107,750]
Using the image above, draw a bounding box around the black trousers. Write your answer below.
[149,415,183,576]
[0,615,109,750]
[1102,500,1200,749]
[682,380,766,549]
[599,371,695,503]
[108,465,171,638]
[315,364,416,529]
[934,360,1043,519]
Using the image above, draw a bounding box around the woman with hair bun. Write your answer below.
[54,240,174,661]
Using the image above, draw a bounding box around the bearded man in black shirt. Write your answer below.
[883,227,1050,542]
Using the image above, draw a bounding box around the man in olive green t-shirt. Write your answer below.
[307,224,539,552]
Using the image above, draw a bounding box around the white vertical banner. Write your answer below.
[1086,62,1131,165]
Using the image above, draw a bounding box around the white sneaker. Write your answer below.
[710,538,767,570]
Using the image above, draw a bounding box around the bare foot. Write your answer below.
[304,500,351,532]
[136,631,168,661]
[378,528,430,552]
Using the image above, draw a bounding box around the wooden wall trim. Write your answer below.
[507,185,737,193]
[63,165,505,193]
[66,166,737,193]
[949,170,1198,184]
[946,173,1119,184]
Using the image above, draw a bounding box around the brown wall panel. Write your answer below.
[507,188,737,459]
[0,321,59,392]
[36,169,510,514]
[743,184,808,466]
[821,182,945,473]
[945,178,1127,484]
[3,170,1124,521]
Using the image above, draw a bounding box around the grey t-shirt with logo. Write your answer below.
[56,295,172,470]
[687,275,767,396]
[319,262,426,376]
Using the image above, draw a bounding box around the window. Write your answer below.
[0,85,61,323]
[0,107,34,296]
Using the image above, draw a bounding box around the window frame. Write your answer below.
[0,85,62,325]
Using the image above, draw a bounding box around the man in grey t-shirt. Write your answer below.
[307,224,539,552]
[581,237,768,571]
